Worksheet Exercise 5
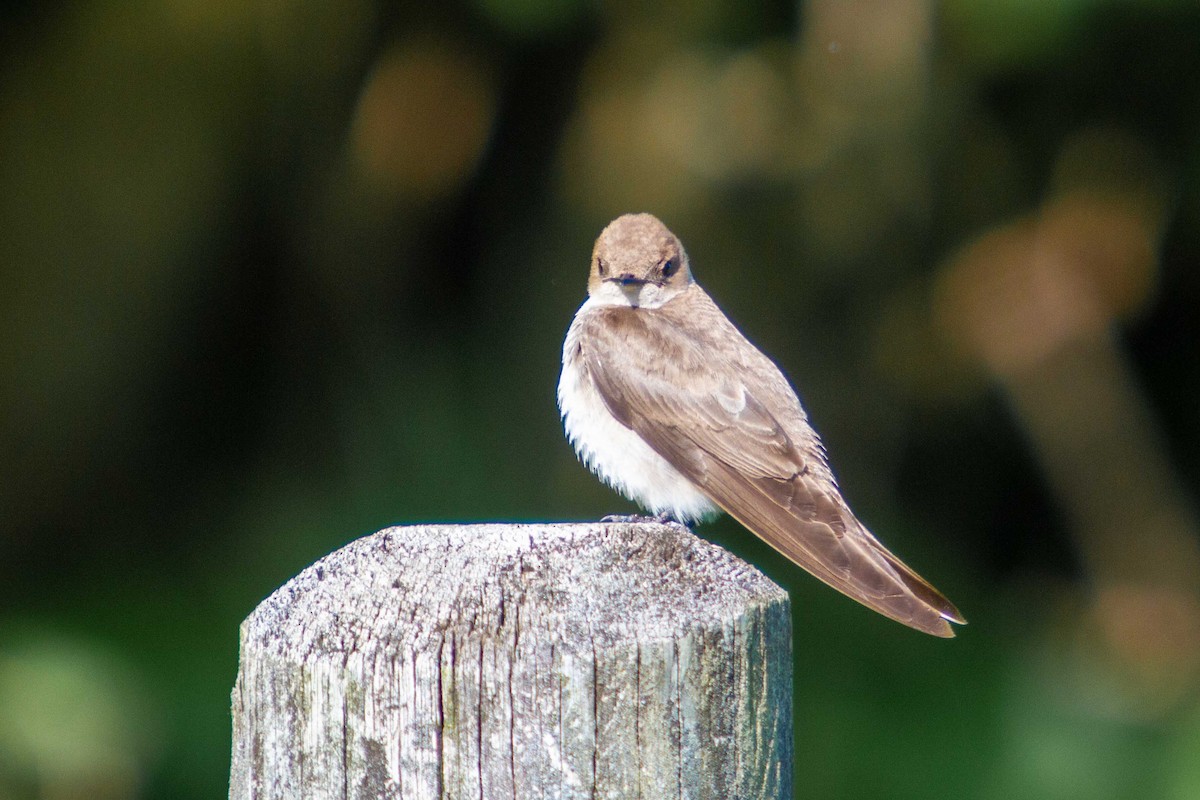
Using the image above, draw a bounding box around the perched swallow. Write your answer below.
[558,213,965,636]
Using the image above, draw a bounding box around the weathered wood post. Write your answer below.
[229,521,792,799]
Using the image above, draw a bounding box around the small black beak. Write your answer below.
[608,273,647,287]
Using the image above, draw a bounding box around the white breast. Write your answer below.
[557,303,718,523]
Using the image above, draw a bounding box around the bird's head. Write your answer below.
[587,213,693,309]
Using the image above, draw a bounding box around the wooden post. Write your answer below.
[229,522,792,799]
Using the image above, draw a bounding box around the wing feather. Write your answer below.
[579,301,965,637]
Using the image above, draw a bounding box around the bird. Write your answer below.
[557,213,965,637]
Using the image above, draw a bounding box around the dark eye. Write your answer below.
[661,258,677,278]
[596,257,608,277]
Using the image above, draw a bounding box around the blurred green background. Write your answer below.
[3,0,1200,798]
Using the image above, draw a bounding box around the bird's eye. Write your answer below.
[597,257,608,277]
[662,258,677,278]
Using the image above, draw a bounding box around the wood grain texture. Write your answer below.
[229,522,792,799]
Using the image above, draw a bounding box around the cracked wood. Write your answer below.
[229,522,793,799]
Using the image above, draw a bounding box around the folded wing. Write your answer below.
[580,305,965,637]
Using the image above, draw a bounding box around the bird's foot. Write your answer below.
[600,513,657,524]
[600,512,685,527]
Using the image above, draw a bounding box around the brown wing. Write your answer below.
[579,303,966,637]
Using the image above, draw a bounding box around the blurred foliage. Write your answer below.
[2,0,1200,798]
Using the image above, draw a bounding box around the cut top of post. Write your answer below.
[242,521,787,658]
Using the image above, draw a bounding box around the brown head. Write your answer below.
[587,213,693,308]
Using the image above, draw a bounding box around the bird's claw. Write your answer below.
[600,513,656,523]
[600,512,685,527]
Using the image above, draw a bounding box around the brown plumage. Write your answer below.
[559,213,965,636]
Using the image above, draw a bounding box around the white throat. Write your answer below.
[588,280,683,310]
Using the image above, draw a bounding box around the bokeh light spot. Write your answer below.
[351,40,496,199]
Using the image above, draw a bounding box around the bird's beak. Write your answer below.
[605,274,648,304]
